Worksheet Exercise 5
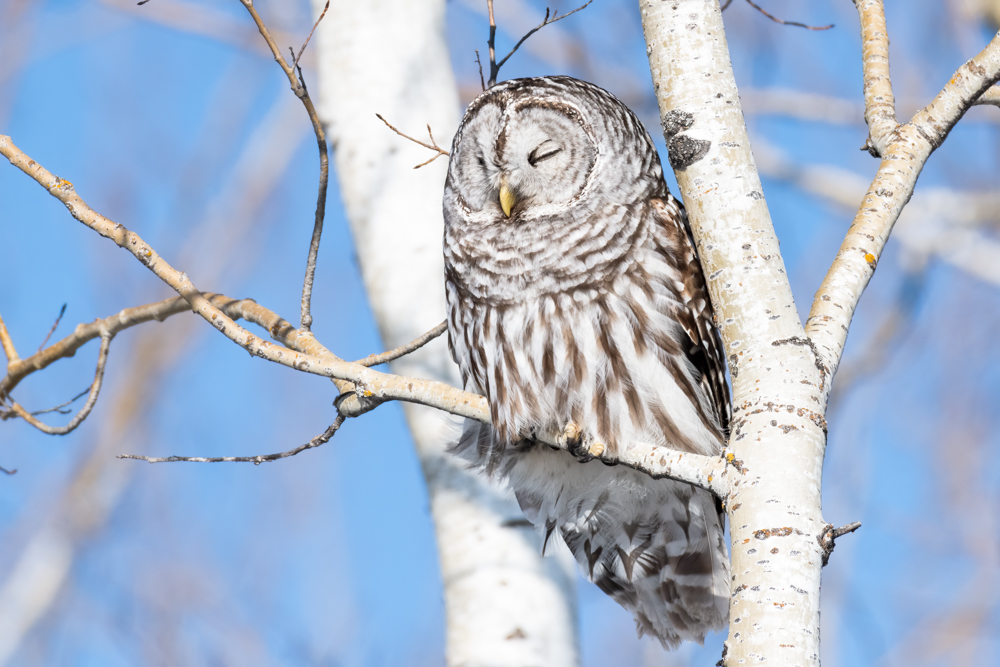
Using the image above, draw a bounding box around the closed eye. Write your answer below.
[528,143,562,167]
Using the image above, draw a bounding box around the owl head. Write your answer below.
[443,76,667,300]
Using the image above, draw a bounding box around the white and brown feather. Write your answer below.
[443,76,730,648]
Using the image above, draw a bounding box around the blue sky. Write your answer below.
[1,1,998,665]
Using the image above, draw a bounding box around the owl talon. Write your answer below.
[556,421,583,448]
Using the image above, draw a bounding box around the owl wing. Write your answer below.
[650,195,731,437]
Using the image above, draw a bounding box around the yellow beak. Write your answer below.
[499,181,516,218]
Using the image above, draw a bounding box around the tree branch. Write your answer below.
[374,114,450,168]
[119,414,344,463]
[806,27,1000,389]
[353,321,447,367]
[0,136,729,491]
[975,85,1000,107]
[486,0,592,87]
[36,303,66,354]
[0,313,18,364]
[0,294,251,398]
[742,0,833,31]
[1,334,111,436]
[237,0,330,332]
[854,0,900,157]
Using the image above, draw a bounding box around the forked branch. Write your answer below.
[375,114,450,168]
[485,0,592,87]
[742,0,833,31]
[1,334,111,436]
[238,0,330,332]
[806,12,1000,392]
[120,415,345,464]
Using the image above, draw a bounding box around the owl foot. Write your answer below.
[556,421,607,463]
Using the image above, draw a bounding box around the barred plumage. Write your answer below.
[443,76,730,648]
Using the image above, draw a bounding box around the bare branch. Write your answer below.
[119,414,345,464]
[1,334,111,436]
[0,313,17,364]
[374,113,450,168]
[742,0,833,31]
[853,0,899,157]
[36,303,66,354]
[0,293,247,398]
[0,137,729,491]
[294,0,328,66]
[0,465,15,475]
[806,24,1000,393]
[721,0,733,10]
[237,0,329,333]
[354,321,447,367]
[475,49,486,92]
[818,521,862,566]
[30,387,91,416]
[486,0,593,87]
[975,84,1000,107]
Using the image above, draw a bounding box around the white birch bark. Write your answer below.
[309,2,578,665]
[641,2,829,664]
[639,1,1000,664]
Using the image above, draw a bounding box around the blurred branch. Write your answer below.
[742,0,834,30]
[806,19,1000,385]
[98,0,312,66]
[120,415,345,463]
[375,114,450,168]
[237,0,329,332]
[754,140,1000,283]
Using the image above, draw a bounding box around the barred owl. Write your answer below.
[442,76,730,647]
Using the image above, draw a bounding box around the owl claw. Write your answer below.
[557,422,607,463]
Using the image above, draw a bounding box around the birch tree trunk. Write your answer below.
[310,2,578,665]
[641,1,1000,664]
[641,1,830,664]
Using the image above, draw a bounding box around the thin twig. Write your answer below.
[119,414,345,464]
[294,0,328,65]
[354,321,447,367]
[721,0,733,9]
[487,0,593,87]
[30,386,91,416]
[237,0,329,333]
[743,0,833,31]
[2,334,112,436]
[487,0,498,86]
[375,114,450,168]
[0,465,15,475]
[832,521,862,538]
[37,303,66,354]
[475,50,486,92]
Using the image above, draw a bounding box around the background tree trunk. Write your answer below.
[310,1,579,665]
